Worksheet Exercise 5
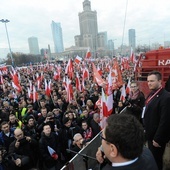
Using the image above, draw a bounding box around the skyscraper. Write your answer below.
[28,36,40,54]
[75,0,98,52]
[51,21,64,53]
[128,29,136,50]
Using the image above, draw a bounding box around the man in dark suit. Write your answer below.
[96,114,158,170]
[143,71,170,170]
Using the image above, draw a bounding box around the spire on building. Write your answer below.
[83,0,91,11]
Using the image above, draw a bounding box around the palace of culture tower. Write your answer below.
[74,0,107,54]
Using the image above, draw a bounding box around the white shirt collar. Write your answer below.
[112,157,138,167]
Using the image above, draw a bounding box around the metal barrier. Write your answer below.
[61,133,101,170]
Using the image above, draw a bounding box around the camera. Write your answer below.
[18,137,27,145]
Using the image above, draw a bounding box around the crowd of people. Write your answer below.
[0,60,169,170]
[0,60,132,170]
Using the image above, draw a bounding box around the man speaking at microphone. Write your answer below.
[96,114,158,170]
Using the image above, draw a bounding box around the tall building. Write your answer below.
[164,41,170,48]
[128,29,136,50]
[75,0,98,52]
[51,21,64,53]
[28,37,40,55]
[98,32,107,49]
[108,39,114,51]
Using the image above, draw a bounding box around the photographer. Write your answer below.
[8,128,38,170]
[70,133,88,157]
[0,147,10,170]
[124,81,145,121]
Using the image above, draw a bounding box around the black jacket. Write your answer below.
[144,88,170,145]
[39,132,61,168]
[102,147,158,170]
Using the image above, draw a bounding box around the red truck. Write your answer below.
[135,47,170,96]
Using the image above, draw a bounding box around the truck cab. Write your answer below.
[135,48,170,96]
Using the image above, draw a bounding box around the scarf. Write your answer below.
[129,89,140,100]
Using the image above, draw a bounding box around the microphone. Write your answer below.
[66,149,97,160]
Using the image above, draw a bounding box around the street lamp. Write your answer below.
[0,19,14,66]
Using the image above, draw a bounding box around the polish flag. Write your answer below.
[97,65,102,76]
[92,63,106,86]
[74,55,82,65]
[85,48,91,59]
[65,59,73,79]
[100,88,108,129]
[66,78,73,103]
[62,76,67,90]
[126,78,131,95]
[83,67,89,80]
[130,47,135,63]
[53,71,59,80]
[27,87,32,99]
[106,71,113,116]
[81,78,85,92]
[10,68,22,92]
[47,146,58,160]
[33,85,38,103]
[76,72,81,92]
[56,65,62,81]
[45,79,51,97]
[120,84,126,102]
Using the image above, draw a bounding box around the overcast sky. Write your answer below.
[0,0,170,59]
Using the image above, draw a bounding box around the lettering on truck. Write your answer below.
[158,59,170,66]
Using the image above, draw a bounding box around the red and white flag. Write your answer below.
[53,71,59,80]
[92,63,106,86]
[85,48,91,59]
[10,67,22,92]
[45,79,51,97]
[47,146,58,160]
[106,71,113,116]
[100,88,108,129]
[82,67,89,80]
[66,78,73,103]
[33,85,38,103]
[120,84,126,102]
[65,59,73,79]
[74,55,82,65]
[126,78,131,95]
[76,72,81,92]
[130,47,135,63]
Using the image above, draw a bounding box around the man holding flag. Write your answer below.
[39,124,63,170]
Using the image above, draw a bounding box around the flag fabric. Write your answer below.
[47,146,58,160]
[120,84,126,102]
[33,85,38,103]
[65,59,74,79]
[100,88,108,129]
[82,67,89,80]
[74,55,82,64]
[126,78,131,95]
[75,72,81,92]
[85,48,91,59]
[10,67,22,92]
[97,65,102,76]
[130,47,135,63]
[106,71,113,116]
[92,63,106,86]
[53,71,59,80]
[66,78,73,103]
[45,79,51,97]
